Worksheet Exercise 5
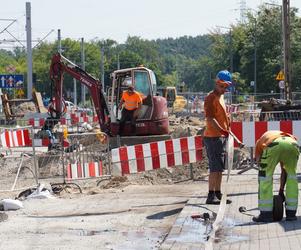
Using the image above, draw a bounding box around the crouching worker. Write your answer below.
[253,130,300,222]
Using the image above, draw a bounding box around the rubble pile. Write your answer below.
[12,102,37,116]
[169,115,204,138]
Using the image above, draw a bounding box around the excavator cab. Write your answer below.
[108,66,168,136]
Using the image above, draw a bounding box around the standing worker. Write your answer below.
[118,85,142,135]
[253,130,300,222]
[203,70,232,205]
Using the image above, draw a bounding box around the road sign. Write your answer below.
[0,74,24,88]
[276,70,285,81]
[5,65,16,73]
[279,80,285,89]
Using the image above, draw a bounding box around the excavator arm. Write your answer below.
[49,53,110,132]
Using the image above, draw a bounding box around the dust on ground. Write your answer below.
[0,114,249,198]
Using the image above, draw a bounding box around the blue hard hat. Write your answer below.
[216,70,232,85]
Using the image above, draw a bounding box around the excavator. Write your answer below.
[46,53,169,144]
[157,86,187,112]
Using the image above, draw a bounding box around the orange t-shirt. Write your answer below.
[203,90,230,137]
[121,91,142,110]
[255,130,297,159]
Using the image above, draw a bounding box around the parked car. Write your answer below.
[65,101,93,114]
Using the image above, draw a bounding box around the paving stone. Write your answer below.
[161,163,301,250]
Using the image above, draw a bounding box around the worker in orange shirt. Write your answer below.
[253,130,300,222]
[118,85,142,135]
[203,70,232,205]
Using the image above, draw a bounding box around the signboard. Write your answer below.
[0,74,24,88]
[5,65,16,73]
[279,80,285,89]
[276,70,285,81]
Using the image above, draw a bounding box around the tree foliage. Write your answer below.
[1,4,301,101]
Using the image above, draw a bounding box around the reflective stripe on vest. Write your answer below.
[286,205,298,211]
[286,198,298,205]
[287,174,297,180]
[259,176,272,182]
[125,99,139,110]
[259,207,273,212]
[258,199,273,205]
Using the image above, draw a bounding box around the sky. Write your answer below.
[0,0,301,48]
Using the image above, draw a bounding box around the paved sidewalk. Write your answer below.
[161,167,301,250]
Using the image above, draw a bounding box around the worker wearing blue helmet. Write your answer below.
[216,70,232,87]
[203,70,232,204]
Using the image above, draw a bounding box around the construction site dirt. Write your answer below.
[0,114,251,249]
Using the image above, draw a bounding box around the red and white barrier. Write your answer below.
[111,136,203,176]
[0,128,31,148]
[28,113,98,128]
[226,104,240,113]
[231,120,301,147]
[0,127,66,148]
[66,161,103,180]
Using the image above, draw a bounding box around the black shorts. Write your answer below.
[203,137,226,172]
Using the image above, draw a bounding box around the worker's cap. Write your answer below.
[216,70,232,87]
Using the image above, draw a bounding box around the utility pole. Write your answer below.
[117,53,120,70]
[57,29,62,53]
[229,28,233,73]
[25,2,33,99]
[81,38,86,103]
[254,19,257,100]
[282,0,292,100]
[100,46,105,93]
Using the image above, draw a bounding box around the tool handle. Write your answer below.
[229,130,245,148]
[191,214,201,219]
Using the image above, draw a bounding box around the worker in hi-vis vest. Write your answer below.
[253,130,300,222]
[118,85,142,135]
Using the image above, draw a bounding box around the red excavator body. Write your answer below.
[48,53,169,137]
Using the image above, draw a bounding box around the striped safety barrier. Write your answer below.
[231,120,301,147]
[0,128,31,148]
[66,161,103,180]
[111,136,203,176]
[0,127,66,148]
[226,104,240,113]
[28,113,98,128]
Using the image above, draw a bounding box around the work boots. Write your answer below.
[252,211,273,223]
[205,192,220,205]
[215,191,232,204]
[286,210,297,221]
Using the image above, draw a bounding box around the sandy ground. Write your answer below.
[0,182,208,250]
[0,114,250,249]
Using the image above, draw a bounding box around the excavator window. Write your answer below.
[134,71,151,97]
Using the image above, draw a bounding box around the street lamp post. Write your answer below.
[253,18,257,101]
[264,1,291,100]
[100,46,105,93]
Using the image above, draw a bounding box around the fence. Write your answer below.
[0,126,38,192]
[35,131,110,192]
[64,132,110,181]
[111,135,202,176]
[231,120,301,147]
